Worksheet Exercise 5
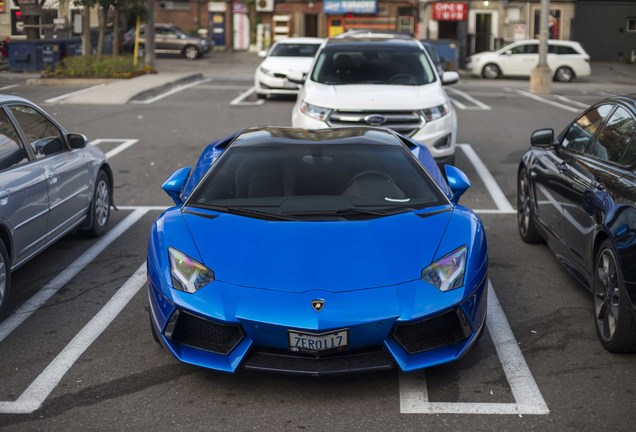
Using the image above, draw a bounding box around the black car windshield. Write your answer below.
[310,47,437,85]
[187,141,448,221]
[270,43,321,57]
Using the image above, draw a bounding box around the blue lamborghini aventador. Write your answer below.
[147,127,488,375]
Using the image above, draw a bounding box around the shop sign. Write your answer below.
[324,0,377,15]
[432,2,468,21]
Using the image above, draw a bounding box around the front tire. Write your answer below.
[0,238,10,318]
[593,239,636,352]
[517,167,543,243]
[482,63,501,79]
[79,170,111,238]
[183,45,199,60]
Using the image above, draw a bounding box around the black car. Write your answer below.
[517,94,636,352]
[123,24,212,60]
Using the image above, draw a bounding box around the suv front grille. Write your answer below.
[328,110,423,136]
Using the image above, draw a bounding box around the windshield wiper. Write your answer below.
[194,205,298,221]
[283,207,415,218]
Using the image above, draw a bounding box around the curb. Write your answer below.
[26,78,115,86]
[129,72,204,102]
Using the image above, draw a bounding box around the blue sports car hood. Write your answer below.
[179,208,454,292]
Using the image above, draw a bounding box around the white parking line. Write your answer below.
[230,86,265,106]
[399,281,549,415]
[553,95,590,108]
[44,84,107,104]
[514,89,581,113]
[89,138,139,159]
[458,144,515,214]
[0,84,18,91]
[0,263,147,414]
[0,209,147,345]
[447,88,491,110]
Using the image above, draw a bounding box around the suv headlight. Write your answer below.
[420,102,451,122]
[421,246,467,292]
[168,248,214,293]
[300,101,332,122]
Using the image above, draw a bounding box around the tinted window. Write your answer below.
[586,107,636,164]
[561,104,614,152]
[510,44,537,54]
[0,109,28,171]
[549,45,578,55]
[9,105,65,158]
[311,47,436,85]
[270,43,321,57]
[188,142,447,219]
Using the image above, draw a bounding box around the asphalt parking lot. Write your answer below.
[0,52,635,431]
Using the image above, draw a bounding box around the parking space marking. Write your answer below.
[447,88,491,110]
[457,144,515,214]
[43,84,107,104]
[0,209,147,345]
[514,89,581,113]
[89,138,139,159]
[130,78,213,105]
[0,84,18,91]
[400,281,549,415]
[230,86,265,106]
[0,263,147,414]
[553,95,590,109]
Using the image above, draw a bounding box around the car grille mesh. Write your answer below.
[328,110,423,136]
[170,311,244,355]
[393,309,470,354]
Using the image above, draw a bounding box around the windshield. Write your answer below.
[270,43,321,57]
[310,47,437,85]
[187,142,448,220]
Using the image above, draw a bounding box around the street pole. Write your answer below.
[529,0,552,95]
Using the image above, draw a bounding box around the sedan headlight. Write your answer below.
[168,247,214,293]
[300,101,332,122]
[422,246,467,292]
[259,66,275,77]
[420,102,451,122]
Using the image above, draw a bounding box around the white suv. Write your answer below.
[290,33,460,166]
[466,39,591,82]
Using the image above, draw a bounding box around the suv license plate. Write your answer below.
[288,329,348,355]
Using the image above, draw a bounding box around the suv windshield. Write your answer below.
[187,141,448,220]
[310,46,436,85]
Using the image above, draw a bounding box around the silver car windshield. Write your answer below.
[310,48,437,85]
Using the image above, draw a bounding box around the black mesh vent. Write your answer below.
[393,309,470,354]
[171,311,244,355]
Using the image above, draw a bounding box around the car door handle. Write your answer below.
[0,190,8,205]
[45,169,58,184]
[557,162,569,174]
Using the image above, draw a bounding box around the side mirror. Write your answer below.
[441,71,460,86]
[68,133,88,149]
[258,50,267,58]
[287,70,305,84]
[162,167,191,206]
[504,50,512,56]
[445,165,471,204]
[530,128,555,147]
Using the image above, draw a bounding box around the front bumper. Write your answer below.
[255,71,301,96]
[148,263,488,375]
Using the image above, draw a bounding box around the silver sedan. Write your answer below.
[0,95,113,317]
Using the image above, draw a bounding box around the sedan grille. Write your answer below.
[393,308,471,354]
[328,110,423,136]
[169,311,244,355]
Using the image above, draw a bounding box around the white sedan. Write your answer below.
[466,39,591,82]
[255,37,323,98]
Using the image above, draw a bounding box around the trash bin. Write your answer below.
[8,39,67,72]
[40,43,61,69]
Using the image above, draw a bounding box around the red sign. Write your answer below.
[432,2,468,21]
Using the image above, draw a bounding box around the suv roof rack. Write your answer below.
[333,30,414,40]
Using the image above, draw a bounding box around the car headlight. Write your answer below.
[420,102,451,122]
[259,66,275,77]
[421,246,467,292]
[168,247,214,293]
[300,101,332,122]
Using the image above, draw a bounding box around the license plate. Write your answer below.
[283,80,299,89]
[288,329,348,355]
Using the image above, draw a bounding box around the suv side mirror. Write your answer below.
[441,71,459,85]
[530,128,555,147]
[68,133,88,149]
